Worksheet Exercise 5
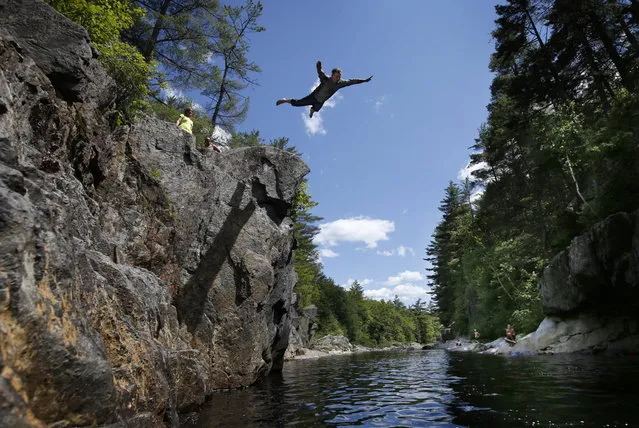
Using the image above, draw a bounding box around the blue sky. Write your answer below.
[194,1,500,305]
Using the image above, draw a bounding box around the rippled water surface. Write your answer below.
[181,350,639,427]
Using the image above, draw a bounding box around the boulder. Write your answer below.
[540,212,638,315]
[311,335,353,353]
[285,304,318,360]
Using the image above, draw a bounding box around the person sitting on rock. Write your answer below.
[276,61,373,118]
[176,108,194,134]
[505,324,516,344]
[473,329,480,341]
[201,136,223,153]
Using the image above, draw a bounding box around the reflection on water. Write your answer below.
[181,350,639,427]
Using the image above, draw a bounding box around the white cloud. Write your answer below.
[359,270,430,305]
[374,95,386,112]
[319,248,340,258]
[376,250,394,257]
[212,126,231,144]
[192,102,204,114]
[458,161,488,203]
[470,188,484,202]
[301,79,343,136]
[364,284,430,306]
[204,51,215,64]
[375,246,415,257]
[457,161,488,181]
[343,278,373,289]
[302,112,326,135]
[385,270,424,286]
[163,85,185,100]
[313,216,395,249]
[397,246,415,257]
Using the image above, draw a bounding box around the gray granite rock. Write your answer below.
[0,2,309,425]
[540,212,638,315]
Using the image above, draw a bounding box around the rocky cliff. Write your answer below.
[284,301,318,359]
[485,211,639,355]
[0,0,309,426]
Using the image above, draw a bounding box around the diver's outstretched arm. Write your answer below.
[317,61,329,82]
[340,75,373,87]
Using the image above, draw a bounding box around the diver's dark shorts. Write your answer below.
[291,94,324,112]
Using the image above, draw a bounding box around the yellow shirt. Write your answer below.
[177,114,193,134]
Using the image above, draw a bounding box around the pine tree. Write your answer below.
[203,0,263,130]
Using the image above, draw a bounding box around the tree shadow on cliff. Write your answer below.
[176,181,256,333]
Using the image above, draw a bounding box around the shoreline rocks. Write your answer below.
[286,335,426,361]
[440,312,639,357]
[481,314,639,356]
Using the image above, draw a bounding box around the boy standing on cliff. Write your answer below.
[276,61,373,118]
[176,108,194,134]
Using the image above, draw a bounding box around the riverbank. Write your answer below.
[439,314,639,356]
[285,335,426,361]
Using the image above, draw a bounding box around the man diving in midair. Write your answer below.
[276,61,373,118]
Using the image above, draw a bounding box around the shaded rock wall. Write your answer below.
[285,301,318,360]
[540,211,639,316]
[0,1,308,426]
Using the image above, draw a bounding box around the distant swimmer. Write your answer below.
[276,61,372,118]
[505,324,517,345]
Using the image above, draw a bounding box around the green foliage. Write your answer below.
[228,130,262,148]
[125,0,222,88]
[308,277,441,346]
[47,0,153,115]
[428,0,639,341]
[270,137,299,154]
[53,0,264,128]
[48,0,139,45]
[150,167,161,180]
[203,1,264,130]
[101,42,152,116]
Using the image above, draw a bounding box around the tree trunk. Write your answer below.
[577,27,613,110]
[524,8,569,100]
[619,17,639,53]
[565,154,592,211]
[629,0,639,26]
[211,61,229,129]
[143,0,173,62]
[588,10,635,90]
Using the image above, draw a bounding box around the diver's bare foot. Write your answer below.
[276,99,289,106]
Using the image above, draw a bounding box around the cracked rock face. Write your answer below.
[0,1,309,426]
[539,211,639,316]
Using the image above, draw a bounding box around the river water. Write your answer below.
[181,350,639,427]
